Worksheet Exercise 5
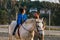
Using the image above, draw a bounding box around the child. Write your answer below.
[13,7,27,36]
[34,12,45,40]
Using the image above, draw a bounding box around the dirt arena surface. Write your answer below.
[0,32,60,40]
[44,35,60,40]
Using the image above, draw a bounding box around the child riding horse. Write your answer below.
[13,7,28,36]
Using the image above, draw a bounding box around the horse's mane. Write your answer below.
[23,18,36,25]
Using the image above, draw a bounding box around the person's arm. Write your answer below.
[17,14,22,25]
[22,14,28,23]
[24,14,28,21]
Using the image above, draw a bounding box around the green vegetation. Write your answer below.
[0,1,60,26]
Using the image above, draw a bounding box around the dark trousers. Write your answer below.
[13,24,19,35]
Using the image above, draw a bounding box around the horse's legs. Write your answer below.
[9,34,12,40]
[31,31,34,40]
[41,34,44,40]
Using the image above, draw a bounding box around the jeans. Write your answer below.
[13,24,19,35]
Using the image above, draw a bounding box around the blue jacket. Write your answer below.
[17,13,27,25]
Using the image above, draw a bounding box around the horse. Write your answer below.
[34,18,45,40]
[9,18,36,40]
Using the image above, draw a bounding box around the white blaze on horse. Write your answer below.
[9,19,36,40]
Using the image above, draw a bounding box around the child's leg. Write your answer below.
[13,25,19,35]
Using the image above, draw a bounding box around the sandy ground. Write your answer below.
[0,32,8,40]
[0,32,60,40]
[0,27,60,40]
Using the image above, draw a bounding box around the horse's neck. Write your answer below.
[22,23,33,30]
[20,19,35,32]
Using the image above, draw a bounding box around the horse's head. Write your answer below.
[37,18,44,30]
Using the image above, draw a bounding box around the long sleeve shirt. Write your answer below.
[17,13,27,25]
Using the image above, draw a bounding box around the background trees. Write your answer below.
[0,1,60,26]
